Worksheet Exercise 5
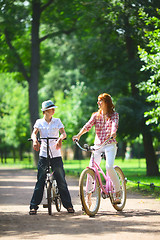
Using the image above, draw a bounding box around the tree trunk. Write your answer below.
[74,145,83,160]
[124,16,159,176]
[19,145,23,161]
[142,122,159,176]
[13,149,16,163]
[28,0,41,166]
[1,152,3,163]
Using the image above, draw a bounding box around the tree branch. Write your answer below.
[40,0,55,13]
[4,29,30,82]
[39,28,76,42]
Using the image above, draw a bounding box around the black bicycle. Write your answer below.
[28,137,62,215]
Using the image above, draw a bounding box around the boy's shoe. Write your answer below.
[113,191,121,204]
[67,207,75,213]
[29,209,37,215]
[43,203,48,208]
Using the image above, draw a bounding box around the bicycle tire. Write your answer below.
[79,168,101,217]
[110,166,127,211]
[55,196,61,212]
[47,181,52,215]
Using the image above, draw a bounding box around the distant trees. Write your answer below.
[0,73,30,162]
[0,1,159,175]
[138,10,160,131]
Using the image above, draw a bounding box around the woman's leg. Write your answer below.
[105,144,120,192]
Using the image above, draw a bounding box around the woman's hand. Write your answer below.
[72,135,80,142]
[111,133,116,139]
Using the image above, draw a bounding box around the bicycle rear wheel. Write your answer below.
[110,166,127,211]
[79,168,101,217]
[47,181,52,215]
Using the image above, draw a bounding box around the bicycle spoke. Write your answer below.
[110,166,127,211]
[79,168,101,216]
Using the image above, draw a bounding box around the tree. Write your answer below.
[0,0,77,165]
[138,10,160,131]
[62,0,159,175]
[0,73,30,161]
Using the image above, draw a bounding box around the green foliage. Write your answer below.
[0,0,159,173]
[0,73,30,149]
[116,96,147,140]
[54,82,95,145]
[138,10,160,131]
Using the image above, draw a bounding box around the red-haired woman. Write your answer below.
[72,93,121,204]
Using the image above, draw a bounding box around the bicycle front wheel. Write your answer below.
[79,168,101,217]
[55,196,61,212]
[47,181,52,215]
[110,166,127,211]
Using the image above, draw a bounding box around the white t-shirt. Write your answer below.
[34,117,64,158]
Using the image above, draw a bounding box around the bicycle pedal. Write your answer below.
[101,192,107,199]
[43,204,48,208]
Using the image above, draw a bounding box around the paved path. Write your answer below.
[0,168,160,240]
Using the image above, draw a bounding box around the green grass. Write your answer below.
[0,157,160,199]
[0,157,36,169]
[63,158,160,199]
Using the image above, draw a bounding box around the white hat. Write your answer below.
[41,100,57,111]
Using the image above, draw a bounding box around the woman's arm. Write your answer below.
[110,113,119,138]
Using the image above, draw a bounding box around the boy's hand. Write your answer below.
[33,140,40,151]
[56,138,62,150]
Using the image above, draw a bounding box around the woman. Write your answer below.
[72,93,121,204]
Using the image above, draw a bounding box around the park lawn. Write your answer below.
[63,158,160,199]
[0,157,160,199]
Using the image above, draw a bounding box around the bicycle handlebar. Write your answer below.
[74,137,113,152]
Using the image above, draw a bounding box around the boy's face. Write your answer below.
[44,108,55,117]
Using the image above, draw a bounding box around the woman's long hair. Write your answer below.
[97,93,115,117]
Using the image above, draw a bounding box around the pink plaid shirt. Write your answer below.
[84,111,119,145]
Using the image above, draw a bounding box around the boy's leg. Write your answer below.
[30,157,47,211]
[51,157,74,211]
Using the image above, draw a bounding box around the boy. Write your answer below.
[29,100,74,214]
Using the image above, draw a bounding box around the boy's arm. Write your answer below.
[55,128,66,150]
[31,128,40,151]
[59,128,67,140]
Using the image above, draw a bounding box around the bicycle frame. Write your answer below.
[76,138,127,216]
[87,155,113,196]
[75,138,114,195]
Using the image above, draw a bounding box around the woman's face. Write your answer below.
[97,98,107,110]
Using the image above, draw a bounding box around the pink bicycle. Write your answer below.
[74,138,127,217]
